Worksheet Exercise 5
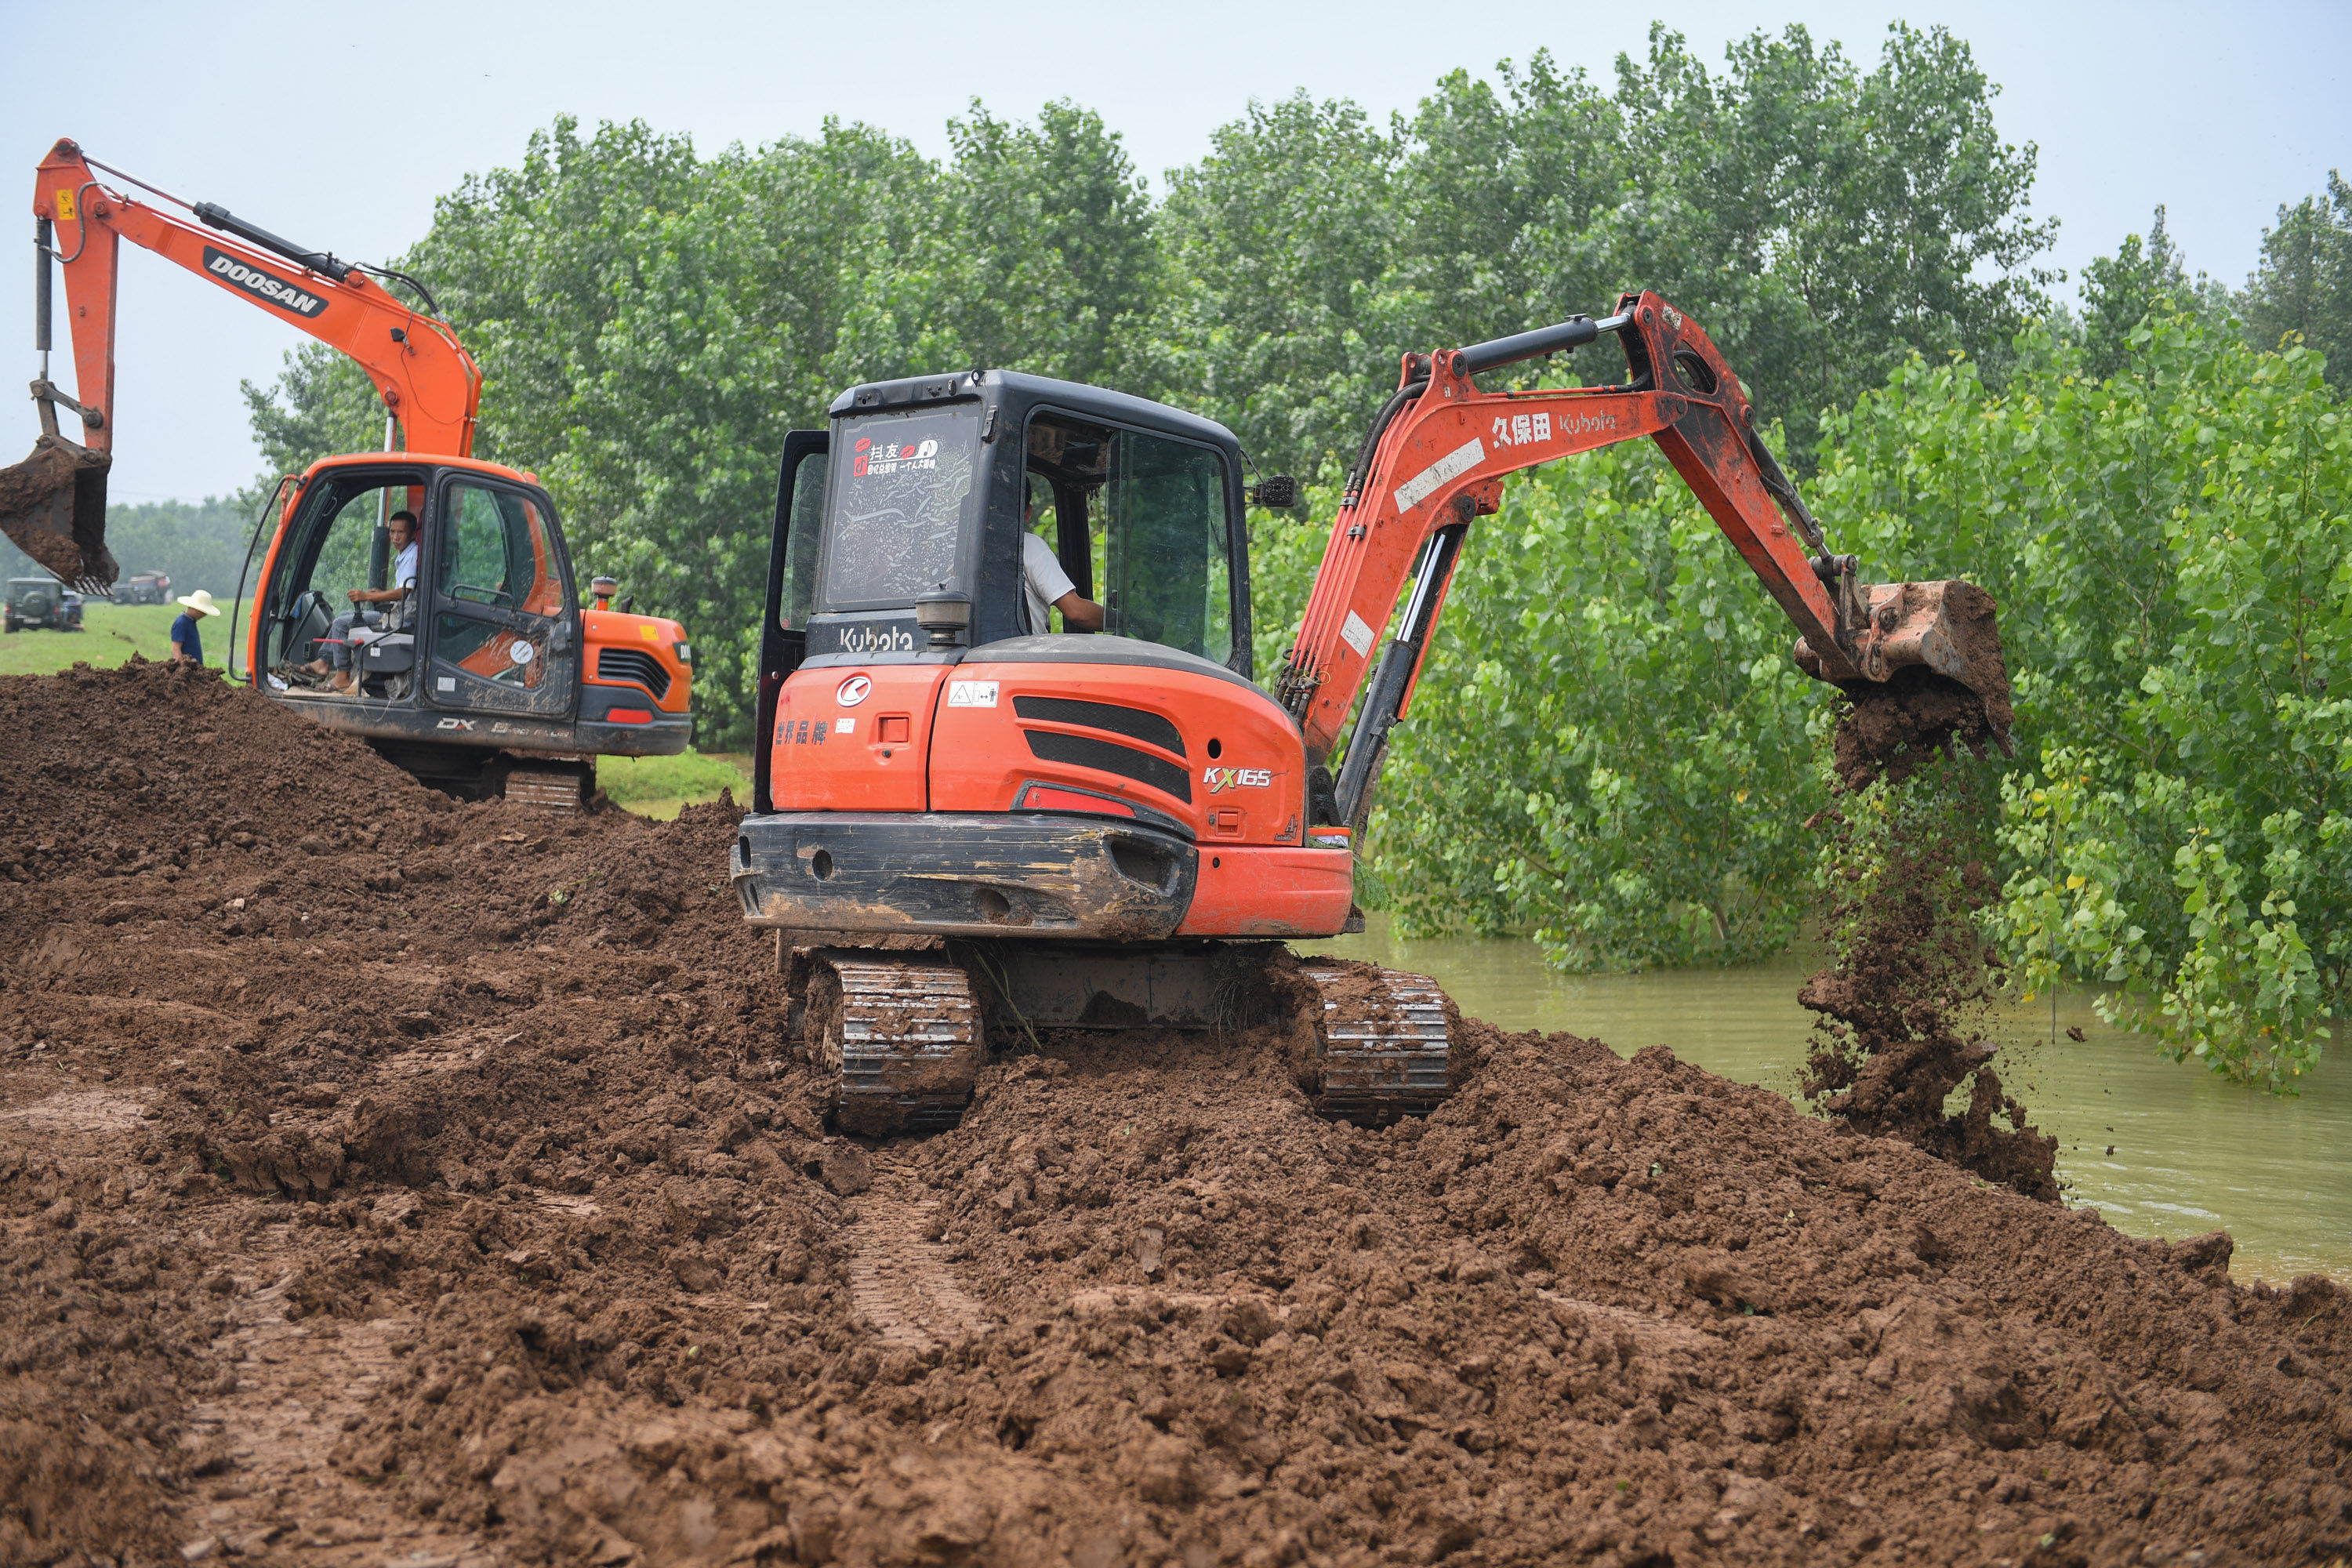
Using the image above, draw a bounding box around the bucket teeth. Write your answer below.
[818,957,982,1136]
[0,434,115,593]
[1303,965,1454,1124]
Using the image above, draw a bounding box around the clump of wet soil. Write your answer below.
[1799,760,2059,1200]
[1809,583,2055,1196]
[1831,583,2016,792]
[2,659,2348,1567]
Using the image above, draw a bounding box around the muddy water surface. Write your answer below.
[1309,916,2352,1284]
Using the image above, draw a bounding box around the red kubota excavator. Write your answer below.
[0,140,693,805]
[730,292,2013,1132]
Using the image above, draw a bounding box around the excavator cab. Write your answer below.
[760,375,1247,667]
[748,373,1270,879]
[245,453,694,800]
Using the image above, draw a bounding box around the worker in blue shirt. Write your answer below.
[170,589,222,664]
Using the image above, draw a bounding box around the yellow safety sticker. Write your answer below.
[639,624,659,641]
[54,187,75,221]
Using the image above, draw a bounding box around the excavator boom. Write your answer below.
[1,139,483,589]
[1282,291,2012,823]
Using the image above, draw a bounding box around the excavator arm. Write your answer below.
[1279,290,2011,827]
[0,138,483,588]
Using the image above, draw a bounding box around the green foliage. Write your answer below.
[1148,93,1410,481]
[1816,314,2350,1089]
[1153,24,2054,475]
[2076,208,2230,382]
[2236,171,2352,395]
[1297,444,1827,970]
[833,102,1158,391]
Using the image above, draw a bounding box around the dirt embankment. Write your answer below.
[2,660,2348,1567]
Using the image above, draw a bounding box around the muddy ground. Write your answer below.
[2,661,2348,1568]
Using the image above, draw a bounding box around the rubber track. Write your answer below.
[1303,965,1453,1123]
[826,957,981,1135]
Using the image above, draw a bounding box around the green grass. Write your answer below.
[0,600,252,677]
[599,749,753,819]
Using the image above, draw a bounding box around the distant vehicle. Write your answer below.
[0,140,692,809]
[5,577,84,633]
[116,571,172,604]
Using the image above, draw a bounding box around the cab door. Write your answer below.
[754,430,829,812]
[423,475,579,719]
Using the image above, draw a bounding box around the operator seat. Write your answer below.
[285,590,334,667]
[354,582,419,698]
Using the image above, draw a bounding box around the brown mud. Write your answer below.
[1809,585,2054,1196]
[1798,765,2060,1203]
[3,661,2350,1567]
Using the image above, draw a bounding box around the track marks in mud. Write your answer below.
[845,1171,993,1350]
[0,1085,151,1133]
[180,1250,493,1566]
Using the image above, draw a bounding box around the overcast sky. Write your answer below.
[2,0,2343,505]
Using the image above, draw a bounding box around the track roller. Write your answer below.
[1301,964,1454,1124]
[806,953,984,1136]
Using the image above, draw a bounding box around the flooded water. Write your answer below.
[1305,916,2352,1285]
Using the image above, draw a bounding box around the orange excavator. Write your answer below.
[0,140,692,804]
[730,292,2013,1132]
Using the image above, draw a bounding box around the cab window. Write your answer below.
[434,482,568,688]
[267,471,426,673]
[1025,412,1234,662]
[822,403,982,609]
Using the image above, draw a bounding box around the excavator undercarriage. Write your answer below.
[775,938,1457,1135]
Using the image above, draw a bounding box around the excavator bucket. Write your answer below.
[0,434,114,593]
[1795,579,2016,782]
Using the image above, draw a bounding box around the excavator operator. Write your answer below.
[307,509,416,693]
[1022,478,1102,635]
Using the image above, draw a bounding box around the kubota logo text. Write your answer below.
[1203,766,1272,793]
[202,246,328,318]
[833,623,916,655]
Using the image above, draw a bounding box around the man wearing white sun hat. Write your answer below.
[170,589,222,666]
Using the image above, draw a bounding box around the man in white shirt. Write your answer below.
[308,509,419,692]
[1022,485,1103,635]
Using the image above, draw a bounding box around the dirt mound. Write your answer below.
[2,662,2348,1566]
